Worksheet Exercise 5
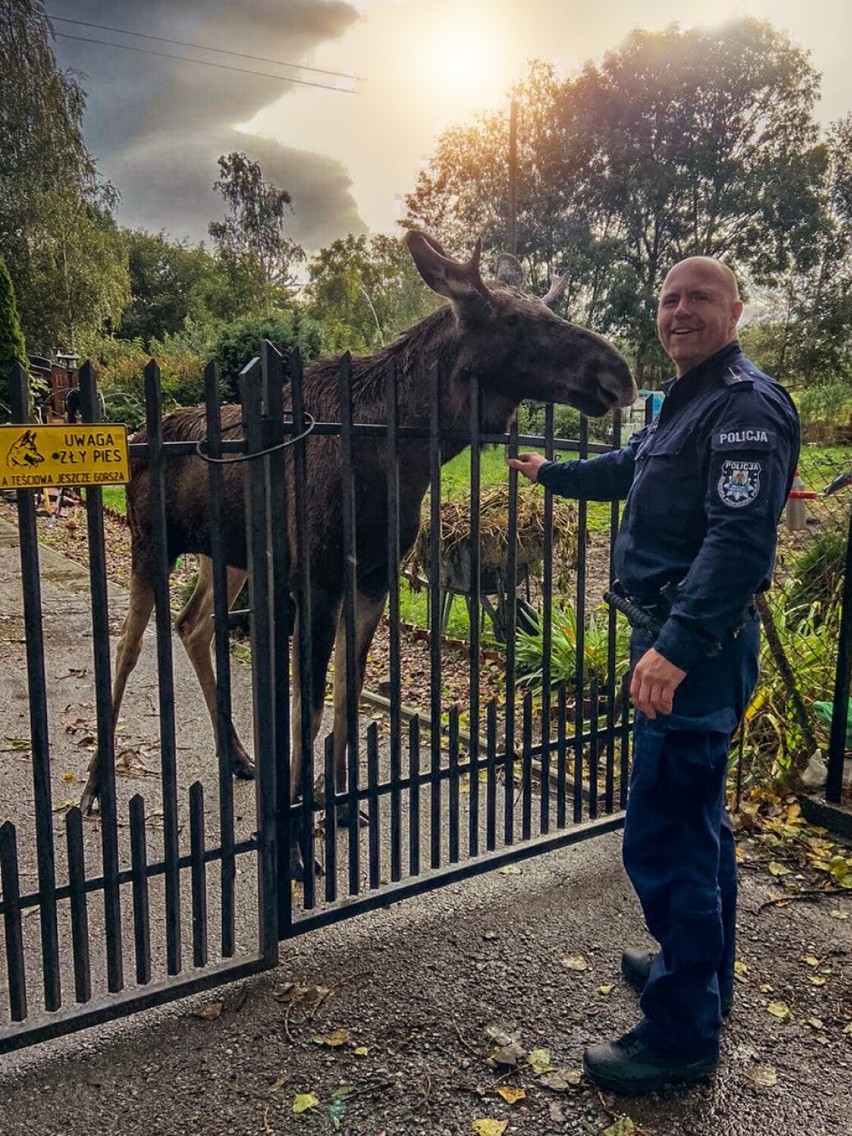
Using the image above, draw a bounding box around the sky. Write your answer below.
[49,0,852,255]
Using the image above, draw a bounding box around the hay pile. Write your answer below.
[406,485,581,592]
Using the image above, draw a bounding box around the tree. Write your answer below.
[208,152,305,315]
[305,234,439,352]
[404,20,826,381]
[0,1,130,354]
[117,230,239,348]
[0,251,26,417]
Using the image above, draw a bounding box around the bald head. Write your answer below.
[657,257,744,377]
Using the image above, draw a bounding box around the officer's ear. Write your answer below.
[731,299,744,327]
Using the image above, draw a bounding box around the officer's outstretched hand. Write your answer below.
[508,453,548,483]
[630,648,687,719]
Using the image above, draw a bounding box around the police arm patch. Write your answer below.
[718,459,761,507]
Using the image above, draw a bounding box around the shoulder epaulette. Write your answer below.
[723,366,754,391]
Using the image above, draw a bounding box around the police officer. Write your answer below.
[510,257,800,1093]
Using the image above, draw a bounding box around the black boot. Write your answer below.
[583,1028,718,1094]
[621,948,733,1016]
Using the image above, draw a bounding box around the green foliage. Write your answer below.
[784,523,846,615]
[403,20,825,383]
[517,401,582,443]
[514,603,630,694]
[212,314,324,403]
[305,233,439,352]
[0,252,26,416]
[0,2,130,354]
[208,153,304,315]
[93,335,208,428]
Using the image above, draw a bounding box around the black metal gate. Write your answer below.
[0,347,631,1053]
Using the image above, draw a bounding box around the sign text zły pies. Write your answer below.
[0,425,131,488]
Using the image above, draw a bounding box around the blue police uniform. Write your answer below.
[537,341,800,1058]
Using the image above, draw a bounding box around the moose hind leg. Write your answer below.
[80,572,156,813]
[175,556,252,779]
[330,587,388,826]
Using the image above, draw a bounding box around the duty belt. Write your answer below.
[603,580,755,653]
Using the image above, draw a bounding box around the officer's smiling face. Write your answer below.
[657,259,744,377]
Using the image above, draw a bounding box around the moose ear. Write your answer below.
[405,231,492,304]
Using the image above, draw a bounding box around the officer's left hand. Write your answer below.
[630,648,687,718]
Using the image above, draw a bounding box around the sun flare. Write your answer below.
[421,19,509,103]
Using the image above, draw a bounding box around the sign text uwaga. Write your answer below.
[0,424,131,488]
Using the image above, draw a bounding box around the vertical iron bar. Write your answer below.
[588,677,600,819]
[323,735,337,902]
[385,360,402,883]
[289,347,312,931]
[0,822,27,1021]
[143,359,181,975]
[503,420,519,846]
[79,361,123,993]
[240,358,279,966]
[448,707,460,863]
[540,403,555,833]
[619,674,631,809]
[604,409,622,814]
[468,376,482,861]
[261,343,296,915]
[428,362,442,869]
[367,723,380,888]
[556,683,567,828]
[189,781,208,968]
[202,360,236,958]
[521,691,533,840]
[65,807,92,1004]
[9,361,60,1010]
[339,353,361,897]
[486,700,497,851]
[573,414,590,826]
[129,794,151,985]
[408,716,421,876]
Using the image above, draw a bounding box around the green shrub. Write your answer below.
[515,601,630,694]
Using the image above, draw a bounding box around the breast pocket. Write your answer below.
[633,434,702,531]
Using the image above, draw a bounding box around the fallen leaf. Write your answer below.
[311,1028,350,1047]
[292,1093,320,1115]
[192,1001,223,1021]
[490,1043,526,1067]
[472,1121,508,1136]
[496,1087,526,1105]
[603,1118,635,1136]
[597,984,614,996]
[269,1074,289,1092]
[498,865,522,876]
[830,910,849,920]
[540,1068,583,1091]
[353,1046,369,1056]
[766,1002,792,1023]
[561,955,589,971]
[807,1017,824,1030]
[809,976,827,987]
[767,861,790,876]
[527,1047,554,1074]
[734,960,748,979]
[802,954,821,967]
[746,1065,778,1087]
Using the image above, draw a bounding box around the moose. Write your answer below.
[80,230,636,876]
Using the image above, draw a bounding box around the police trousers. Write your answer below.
[622,613,759,1055]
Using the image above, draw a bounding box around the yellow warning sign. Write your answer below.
[0,424,130,489]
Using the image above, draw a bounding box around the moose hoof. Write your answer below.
[232,760,256,781]
[289,849,324,883]
[79,780,100,816]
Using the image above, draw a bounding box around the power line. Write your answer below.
[48,14,362,82]
[53,32,359,94]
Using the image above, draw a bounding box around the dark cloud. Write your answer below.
[49,0,366,247]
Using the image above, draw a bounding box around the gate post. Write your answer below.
[827,506,852,802]
[240,358,280,965]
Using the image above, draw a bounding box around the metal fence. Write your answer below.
[0,347,632,1053]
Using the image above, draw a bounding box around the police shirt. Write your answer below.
[536,342,801,673]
